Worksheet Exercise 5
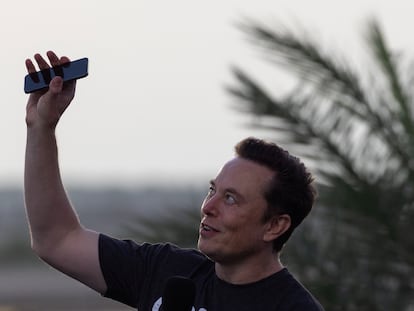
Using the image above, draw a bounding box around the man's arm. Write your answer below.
[24,51,107,293]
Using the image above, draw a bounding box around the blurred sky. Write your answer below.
[1,0,414,187]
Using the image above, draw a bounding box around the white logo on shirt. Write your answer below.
[152,297,207,311]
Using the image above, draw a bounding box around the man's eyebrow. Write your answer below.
[226,187,242,196]
[210,180,246,202]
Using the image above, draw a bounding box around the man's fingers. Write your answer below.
[34,53,51,70]
[25,59,37,73]
[27,51,66,73]
[60,56,71,65]
[47,51,61,67]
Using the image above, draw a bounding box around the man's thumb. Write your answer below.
[48,76,63,94]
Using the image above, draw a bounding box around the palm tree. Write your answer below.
[227,18,414,311]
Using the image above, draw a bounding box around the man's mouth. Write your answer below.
[201,223,219,232]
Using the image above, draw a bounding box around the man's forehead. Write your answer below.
[214,157,275,186]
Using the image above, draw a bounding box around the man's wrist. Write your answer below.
[26,123,57,137]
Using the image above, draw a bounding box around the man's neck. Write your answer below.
[214,252,284,285]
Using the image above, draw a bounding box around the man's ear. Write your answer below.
[263,214,291,242]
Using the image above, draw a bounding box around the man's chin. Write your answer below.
[198,240,214,259]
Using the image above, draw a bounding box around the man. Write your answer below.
[24,51,324,310]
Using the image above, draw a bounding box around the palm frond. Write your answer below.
[122,206,200,248]
[233,19,414,187]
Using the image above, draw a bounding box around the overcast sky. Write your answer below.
[1,0,414,187]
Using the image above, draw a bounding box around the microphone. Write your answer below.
[162,276,196,311]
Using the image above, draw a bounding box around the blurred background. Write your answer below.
[1,0,414,310]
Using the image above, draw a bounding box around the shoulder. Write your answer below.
[276,269,325,311]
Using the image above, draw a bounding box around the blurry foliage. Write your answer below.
[124,204,200,248]
[227,17,414,311]
[122,187,204,248]
[0,239,35,264]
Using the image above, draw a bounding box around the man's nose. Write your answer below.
[201,194,219,216]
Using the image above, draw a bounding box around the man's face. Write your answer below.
[198,157,275,264]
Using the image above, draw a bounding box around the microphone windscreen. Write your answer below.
[162,276,196,311]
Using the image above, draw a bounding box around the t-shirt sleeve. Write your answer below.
[99,234,144,307]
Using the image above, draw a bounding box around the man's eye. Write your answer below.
[207,186,216,196]
[224,193,236,205]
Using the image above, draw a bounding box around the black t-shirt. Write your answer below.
[99,234,324,311]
